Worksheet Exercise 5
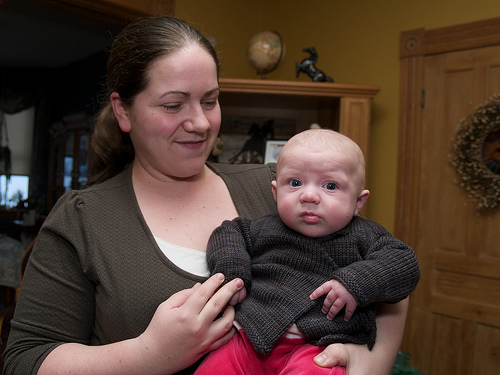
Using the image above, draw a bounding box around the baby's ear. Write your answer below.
[271,180,278,202]
[355,189,370,215]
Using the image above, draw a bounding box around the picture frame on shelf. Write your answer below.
[218,115,295,164]
[264,140,287,164]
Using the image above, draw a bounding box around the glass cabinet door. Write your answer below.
[76,131,89,190]
[48,112,93,212]
[63,133,74,193]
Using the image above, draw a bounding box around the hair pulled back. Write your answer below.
[88,16,219,185]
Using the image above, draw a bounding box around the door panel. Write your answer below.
[400,44,500,374]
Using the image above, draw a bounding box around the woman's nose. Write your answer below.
[300,188,320,204]
[183,105,211,132]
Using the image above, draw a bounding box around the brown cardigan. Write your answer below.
[3,162,278,375]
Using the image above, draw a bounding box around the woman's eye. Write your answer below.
[324,182,337,190]
[202,100,217,109]
[288,179,302,187]
[163,104,181,112]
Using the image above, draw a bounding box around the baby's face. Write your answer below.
[272,144,367,237]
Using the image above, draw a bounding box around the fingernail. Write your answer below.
[315,353,327,365]
[217,273,225,281]
[235,279,243,288]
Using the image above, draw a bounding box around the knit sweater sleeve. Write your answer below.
[3,191,98,374]
[332,217,420,307]
[206,217,255,290]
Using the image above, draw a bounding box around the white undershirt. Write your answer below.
[154,236,304,338]
[154,236,210,277]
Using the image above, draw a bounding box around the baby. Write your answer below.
[196,129,420,375]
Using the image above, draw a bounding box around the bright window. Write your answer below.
[0,175,29,208]
[0,107,34,208]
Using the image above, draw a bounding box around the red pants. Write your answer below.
[195,329,346,375]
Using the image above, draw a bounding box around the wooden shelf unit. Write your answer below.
[218,78,380,167]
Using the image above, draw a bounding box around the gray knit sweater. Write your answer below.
[207,214,420,354]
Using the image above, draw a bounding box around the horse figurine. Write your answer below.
[295,47,333,82]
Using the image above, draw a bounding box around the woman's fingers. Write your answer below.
[182,274,244,319]
[314,343,349,368]
[205,305,237,351]
[180,273,225,312]
[163,282,201,309]
[201,277,244,321]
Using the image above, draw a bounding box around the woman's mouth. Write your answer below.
[177,140,205,150]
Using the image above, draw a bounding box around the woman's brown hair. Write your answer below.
[88,16,219,185]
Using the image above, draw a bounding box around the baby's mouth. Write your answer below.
[301,212,321,224]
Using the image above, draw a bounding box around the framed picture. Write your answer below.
[217,115,295,164]
[264,140,287,164]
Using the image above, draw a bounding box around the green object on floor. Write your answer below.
[391,351,424,375]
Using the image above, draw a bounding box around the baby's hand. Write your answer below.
[310,280,358,321]
[229,286,247,306]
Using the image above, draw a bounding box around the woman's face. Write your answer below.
[113,44,221,179]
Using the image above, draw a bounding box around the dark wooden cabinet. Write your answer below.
[218,78,380,170]
[47,112,93,212]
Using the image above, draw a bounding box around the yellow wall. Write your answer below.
[176,0,500,232]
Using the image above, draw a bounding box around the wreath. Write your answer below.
[450,94,500,210]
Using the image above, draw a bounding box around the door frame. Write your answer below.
[396,16,500,349]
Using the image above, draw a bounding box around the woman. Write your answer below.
[3,16,408,374]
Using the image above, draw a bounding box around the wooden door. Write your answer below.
[397,19,500,375]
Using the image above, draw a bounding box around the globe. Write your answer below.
[247,31,285,78]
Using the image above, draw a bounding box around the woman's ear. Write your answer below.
[110,92,132,133]
[354,189,370,216]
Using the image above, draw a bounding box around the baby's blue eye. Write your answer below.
[324,182,337,190]
[288,179,302,187]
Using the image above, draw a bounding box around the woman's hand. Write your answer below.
[228,285,247,306]
[39,273,244,375]
[138,273,244,373]
[313,342,369,374]
[313,298,409,375]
